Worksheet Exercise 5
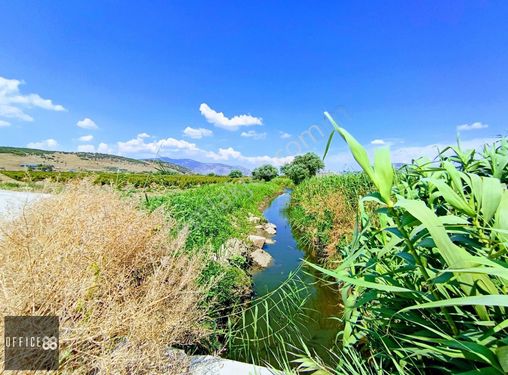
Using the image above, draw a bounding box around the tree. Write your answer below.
[228,169,243,178]
[252,164,278,181]
[281,152,324,184]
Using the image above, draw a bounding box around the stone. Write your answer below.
[216,238,249,263]
[265,238,275,245]
[247,235,266,248]
[189,355,277,375]
[247,215,261,223]
[250,249,273,268]
[264,226,276,235]
[265,222,277,230]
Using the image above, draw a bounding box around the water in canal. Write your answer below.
[232,190,342,366]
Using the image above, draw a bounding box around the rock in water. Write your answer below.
[264,226,276,235]
[247,234,266,248]
[251,249,273,268]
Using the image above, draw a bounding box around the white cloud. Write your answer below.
[0,120,10,127]
[77,142,111,154]
[117,134,199,155]
[183,126,213,139]
[115,133,293,167]
[77,144,96,153]
[79,134,94,142]
[371,139,385,145]
[27,138,59,150]
[199,103,262,131]
[241,130,267,140]
[0,76,66,123]
[390,137,498,163]
[77,118,98,130]
[137,132,151,138]
[457,122,488,131]
[205,147,293,167]
[97,143,112,154]
[279,131,291,139]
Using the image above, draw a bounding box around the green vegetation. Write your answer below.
[146,178,288,339]
[287,114,508,373]
[288,173,372,257]
[0,146,55,156]
[252,164,278,181]
[0,170,247,189]
[228,169,243,178]
[281,152,325,185]
[147,178,286,250]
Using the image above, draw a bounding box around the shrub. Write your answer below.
[228,169,243,178]
[252,164,278,181]
[281,152,324,184]
[0,181,210,374]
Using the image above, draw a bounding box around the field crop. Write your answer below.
[0,170,246,189]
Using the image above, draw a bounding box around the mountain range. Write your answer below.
[156,158,251,176]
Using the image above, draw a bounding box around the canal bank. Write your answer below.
[227,190,342,368]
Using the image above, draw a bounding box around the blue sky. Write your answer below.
[1,1,507,170]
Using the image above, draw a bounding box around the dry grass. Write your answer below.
[0,181,209,374]
[300,190,356,257]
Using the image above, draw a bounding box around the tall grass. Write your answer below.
[299,114,508,373]
[288,173,372,257]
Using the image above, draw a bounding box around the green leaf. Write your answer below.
[496,346,508,373]
[324,111,377,184]
[396,198,498,320]
[374,146,394,206]
[494,190,508,243]
[323,130,335,160]
[480,177,503,223]
[306,261,413,293]
[428,178,476,216]
[443,267,508,281]
[398,295,508,312]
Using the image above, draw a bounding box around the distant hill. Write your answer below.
[155,158,251,176]
[0,146,191,174]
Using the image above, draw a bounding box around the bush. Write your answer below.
[228,169,243,178]
[281,152,324,184]
[252,164,278,181]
